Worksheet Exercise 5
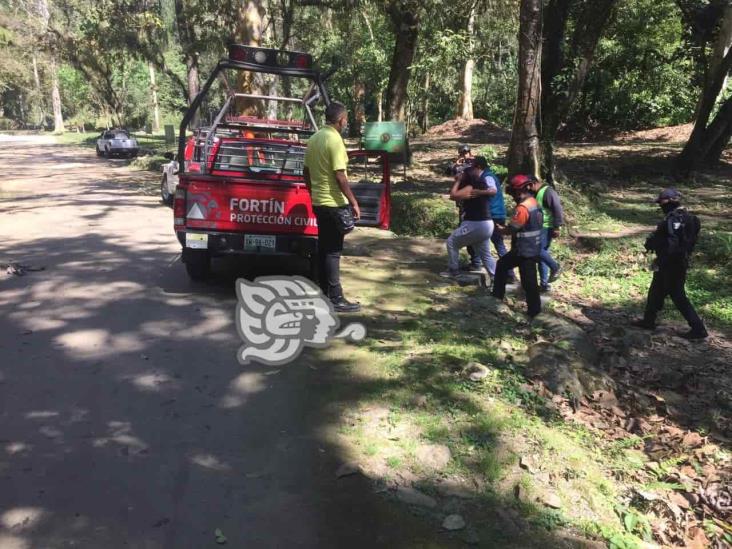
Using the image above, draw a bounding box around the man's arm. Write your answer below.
[544,187,564,228]
[335,170,361,220]
[470,175,498,198]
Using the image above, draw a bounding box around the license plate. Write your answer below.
[244,234,276,251]
[186,232,208,249]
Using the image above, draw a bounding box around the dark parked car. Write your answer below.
[96,129,139,158]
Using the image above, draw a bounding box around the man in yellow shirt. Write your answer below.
[304,101,361,313]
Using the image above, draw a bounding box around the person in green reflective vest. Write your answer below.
[529,177,564,292]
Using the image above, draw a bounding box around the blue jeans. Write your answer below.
[538,228,560,286]
[490,218,508,258]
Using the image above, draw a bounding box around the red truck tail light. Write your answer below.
[174,188,186,225]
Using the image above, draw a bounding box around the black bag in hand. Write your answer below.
[334,206,355,235]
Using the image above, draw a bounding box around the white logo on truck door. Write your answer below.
[235,276,366,366]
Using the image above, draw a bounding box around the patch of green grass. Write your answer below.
[56,131,97,147]
[386,456,402,468]
[130,154,170,172]
[390,191,457,237]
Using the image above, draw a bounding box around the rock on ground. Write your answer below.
[525,314,614,401]
[395,486,438,508]
[442,514,466,531]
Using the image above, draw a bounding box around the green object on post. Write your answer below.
[361,121,409,166]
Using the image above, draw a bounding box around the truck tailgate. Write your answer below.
[183,177,318,236]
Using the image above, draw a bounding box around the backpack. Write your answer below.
[665,208,700,260]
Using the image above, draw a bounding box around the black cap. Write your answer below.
[474,156,488,169]
[458,144,471,155]
[655,188,682,203]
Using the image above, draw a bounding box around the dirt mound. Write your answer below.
[426,118,509,142]
[615,123,693,144]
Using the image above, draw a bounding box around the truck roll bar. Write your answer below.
[178,52,332,174]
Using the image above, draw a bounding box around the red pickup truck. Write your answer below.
[174,44,391,281]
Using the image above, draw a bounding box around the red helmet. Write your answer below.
[507,174,536,192]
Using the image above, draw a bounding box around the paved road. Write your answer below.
[0,140,441,549]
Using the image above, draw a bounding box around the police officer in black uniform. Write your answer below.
[632,188,708,340]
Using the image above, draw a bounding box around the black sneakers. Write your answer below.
[331,297,361,313]
[678,328,708,340]
[549,265,562,283]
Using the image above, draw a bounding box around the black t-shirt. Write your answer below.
[459,169,491,221]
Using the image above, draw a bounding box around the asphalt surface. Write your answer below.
[0,140,444,549]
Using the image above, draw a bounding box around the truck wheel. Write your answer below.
[96,145,103,157]
[160,175,173,206]
[184,250,211,281]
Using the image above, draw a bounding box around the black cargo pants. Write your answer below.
[643,264,705,332]
[313,206,346,300]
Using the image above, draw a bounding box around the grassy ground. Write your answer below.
[51,127,732,546]
[310,232,661,547]
[322,135,731,547]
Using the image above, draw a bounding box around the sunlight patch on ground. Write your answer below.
[0,534,30,549]
[190,453,231,472]
[1,507,46,531]
[218,372,267,409]
[4,442,31,456]
[127,372,178,392]
[55,329,145,359]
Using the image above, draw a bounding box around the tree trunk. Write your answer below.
[185,56,200,127]
[678,4,732,174]
[235,0,267,114]
[419,71,430,133]
[457,6,476,120]
[353,80,366,136]
[385,2,420,121]
[508,0,542,176]
[50,57,64,134]
[148,63,161,132]
[540,0,619,183]
[699,95,732,163]
[32,53,47,128]
[174,0,201,126]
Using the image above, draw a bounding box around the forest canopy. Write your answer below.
[0,0,730,175]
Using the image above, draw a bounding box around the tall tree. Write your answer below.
[173,0,201,125]
[677,1,732,174]
[235,0,266,114]
[148,63,161,131]
[539,0,619,183]
[384,0,421,121]
[507,0,542,175]
[456,1,476,120]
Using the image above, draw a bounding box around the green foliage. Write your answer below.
[572,0,697,131]
[390,191,457,237]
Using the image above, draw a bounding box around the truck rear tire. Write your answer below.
[183,249,211,281]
